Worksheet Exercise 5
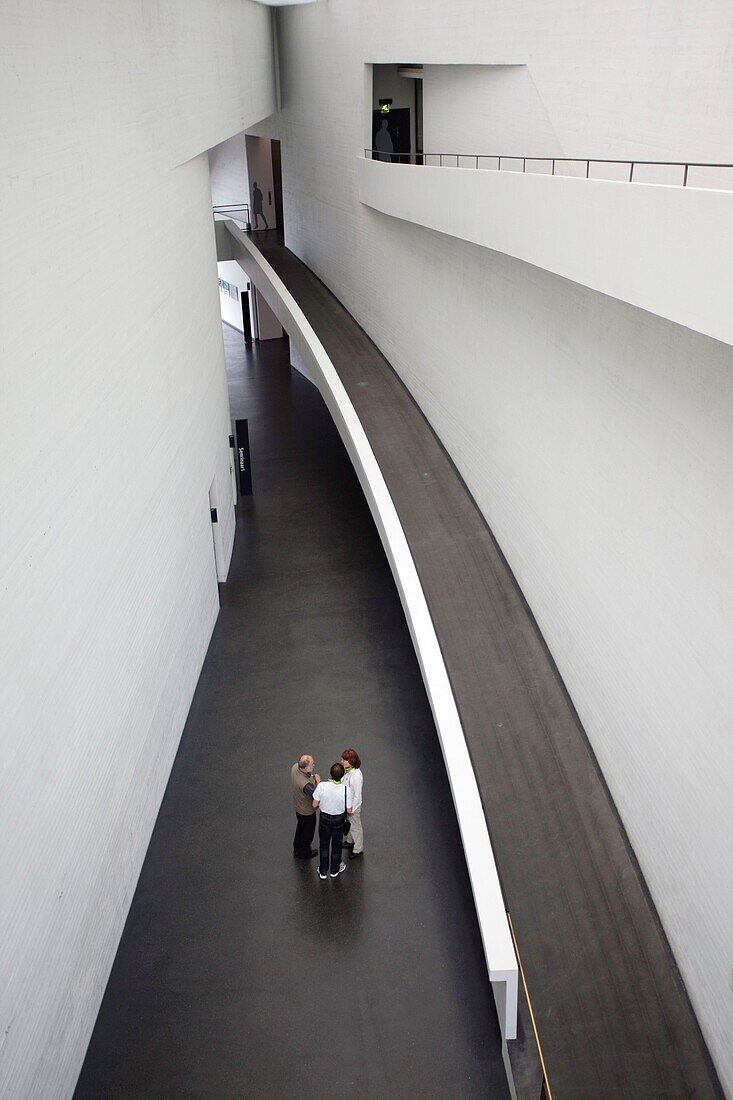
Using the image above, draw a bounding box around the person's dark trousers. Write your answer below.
[293,812,316,857]
[318,813,345,875]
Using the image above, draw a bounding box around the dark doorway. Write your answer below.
[372,108,411,163]
[415,80,423,165]
[271,139,284,230]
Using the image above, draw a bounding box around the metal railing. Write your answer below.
[213,203,251,230]
[364,150,733,188]
[507,912,554,1099]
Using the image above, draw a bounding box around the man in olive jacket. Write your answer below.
[291,755,320,858]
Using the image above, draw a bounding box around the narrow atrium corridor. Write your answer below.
[73,327,509,1098]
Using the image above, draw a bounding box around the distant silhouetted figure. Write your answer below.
[375,119,393,162]
[252,181,268,229]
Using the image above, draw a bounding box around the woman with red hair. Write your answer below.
[340,749,364,859]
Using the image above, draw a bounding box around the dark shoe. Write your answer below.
[349,851,363,860]
[294,850,318,859]
[343,840,355,849]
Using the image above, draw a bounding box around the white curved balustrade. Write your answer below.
[358,155,733,347]
[217,219,519,1044]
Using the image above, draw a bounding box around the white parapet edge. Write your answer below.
[356,154,733,349]
[220,220,519,1044]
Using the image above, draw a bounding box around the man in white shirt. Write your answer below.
[312,763,353,880]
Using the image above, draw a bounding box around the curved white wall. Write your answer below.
[268,2,733,1091]
[0,3,274,1095]
[358,157,733,347]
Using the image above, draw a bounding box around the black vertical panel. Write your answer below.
[235,418,253,495]
[242,290,252,344]
[271,139,284,229]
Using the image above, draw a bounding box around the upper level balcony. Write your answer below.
[357,150,733,347]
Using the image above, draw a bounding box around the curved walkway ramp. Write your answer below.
[219,224,723,1099]
[74,331,510,1098]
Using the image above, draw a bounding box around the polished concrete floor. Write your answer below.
[73,328,509,1098]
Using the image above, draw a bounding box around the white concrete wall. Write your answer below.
[210,132,251,209]
[375,2,733,162]
[421,63,733,188]
[271,2,733,1092]
[358,157,733,347]
[0,2,274,1096]
[423,64,562,158]
[290,342,318,385]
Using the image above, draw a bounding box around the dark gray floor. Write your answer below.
[245,234,724,1100]
[74,329,509,1099]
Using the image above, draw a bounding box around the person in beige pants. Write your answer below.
[340,748,363,859]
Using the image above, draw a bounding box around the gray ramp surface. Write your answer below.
[249,234,723,1100]
[74,329,509,1099]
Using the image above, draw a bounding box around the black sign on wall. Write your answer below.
[235,418,253,496]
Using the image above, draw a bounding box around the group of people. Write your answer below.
[290,749,364,879]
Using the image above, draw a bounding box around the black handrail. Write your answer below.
[364,150,733,188]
